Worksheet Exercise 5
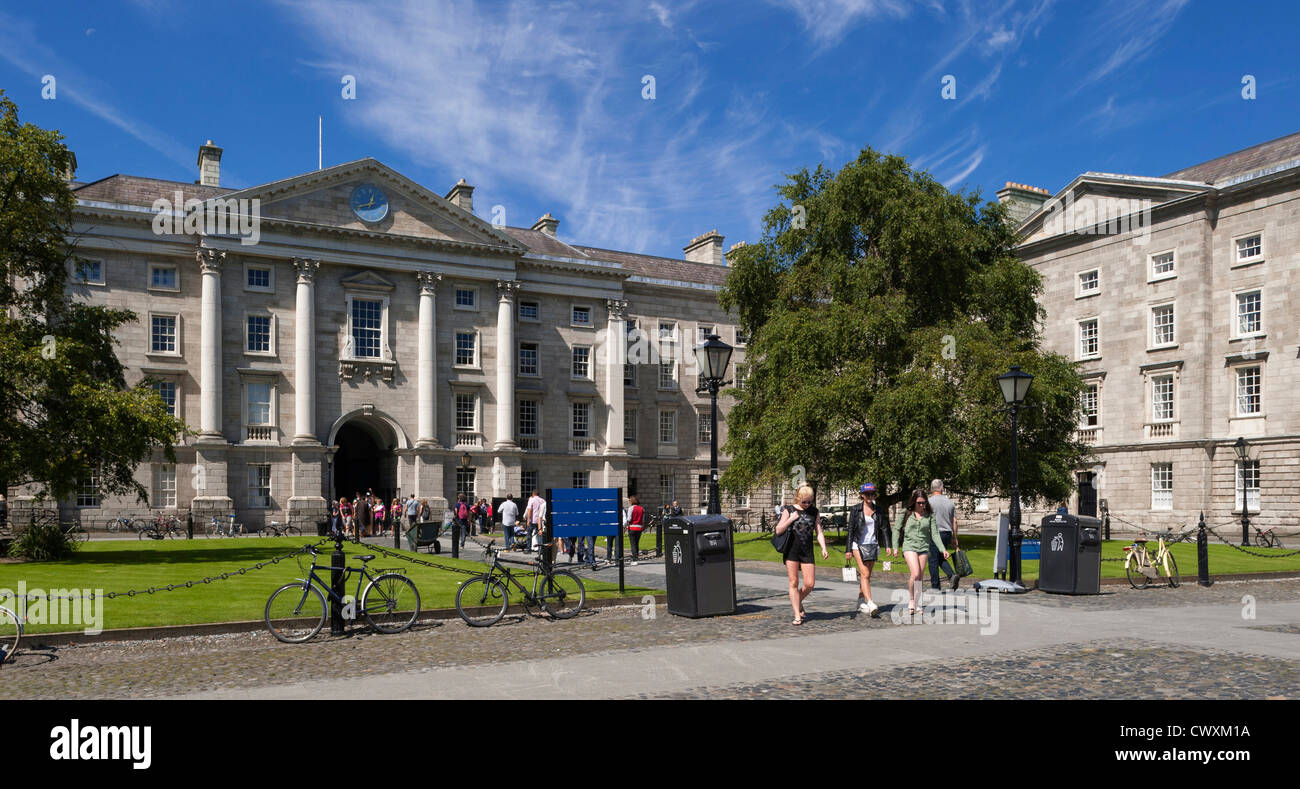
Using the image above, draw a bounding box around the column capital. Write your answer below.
[606,298,629,322]
[196,247,226,274]
[496,279,521,303]
[417,270,443,295]
[293,257,321,282]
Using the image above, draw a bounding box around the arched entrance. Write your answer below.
[333,420,398,504]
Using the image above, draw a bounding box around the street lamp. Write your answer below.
[693,334,733,515]
[997,365,1034,589]
[1233,437,1250,546]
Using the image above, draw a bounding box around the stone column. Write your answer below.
[494,280,520,450]
[416,271,442,448]
[196,248,226,441]
[292,257,320,444]
[605,299,629,456]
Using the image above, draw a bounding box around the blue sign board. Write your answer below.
[550,488,621,538]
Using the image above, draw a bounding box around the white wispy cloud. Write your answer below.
[1072,0,1190,92]
[767,0,913,50]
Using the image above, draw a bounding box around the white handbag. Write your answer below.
[842,558,858,583]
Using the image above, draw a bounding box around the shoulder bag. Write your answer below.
[771,506,794,554]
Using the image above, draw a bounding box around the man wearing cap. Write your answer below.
[845,483,888,617]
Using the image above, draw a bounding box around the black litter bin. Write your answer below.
[1038,513,1103,594]
[663,514,736,617]
[316,520,331,537]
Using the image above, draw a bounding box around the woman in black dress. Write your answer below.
[774,484,828,625]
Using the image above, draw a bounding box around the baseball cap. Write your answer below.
[859,483,877,494]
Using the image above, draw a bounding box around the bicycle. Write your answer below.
[0,605,20,665]
[1023,525,1041,540]
[264,546,420,643]
[456,540,586,627]
[205,514,245,538]
[141,514,183,540]
[106,515,147,535]
[60,521,90,543]
[262,521,302,538]
[1253,526,1285,549]
[1123,531,1180,589]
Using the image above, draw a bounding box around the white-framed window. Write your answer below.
[1234,290,1262,337]
[348,296,385,359]
[519,341,540,376]
[697,474,709,509]
[248,463,271,508]
[658,362,677,389]
[154,464,177,509]
[1149,250,1176,281]
[659,410,676,444]
[149,313,179,355]
[456,467,477,500]
[570,401,591,438]
[572,471,589,489]
[697,410,712,444]
[1077,318,1099,359]
[244,262,273,293]
[624,362,636,387]
[735,490,750,508]
[571,346,591,379]
[455,331,478,367]
[454,286,478,310]
[1150,303,1175,348]
[73,258,105,285]
[1234,232,1263,265]
[624,408,637,443]
[150,380,178,417]
[245,314,274,355]
[521,470,538,500]
[659,321,677,344]
[974,495,989,512]
[571,304,593,328]
[149,262,179,291]
[455,392,478,432]
[1235,460,1260,513]
[246,381,273,426]
[1151,463,1173,511]
[736,363,749,390]
[518,398,539,440]
[1152,374,1175,422]
[735,328,749,346]
[518,299,540,322]
[1236,365,1262,416]
[1080,383,1099,428]
[1076,269,1099,297]
[659,473,675,507]
[77,471,100,507]
[623,319,638,386]
[697,324,715,344]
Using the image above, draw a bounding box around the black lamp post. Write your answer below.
[693,334,733,515]
[997,365,1034,588]
[1233,437,1250,546]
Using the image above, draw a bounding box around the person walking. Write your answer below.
[522,489,546,554]
[372,498,387,538]
[927,479,960,591]
[845,483,885,617]
[404,494,419,533]
[774,484,828,626]
[626,495,645,564]
[890,488,950,617]
[455,494,472,548]
[339,497,354,538]
[499,495,519,547]
[357,494,372,539]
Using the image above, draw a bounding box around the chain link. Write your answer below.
[1206,527,1300,558]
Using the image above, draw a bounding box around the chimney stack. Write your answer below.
[725,240,746,265]
[996,181,1050,226]
[64,150,78,184]
[446,178,474,213]
[197,140,222,187]
[531,212,559,237]
[684,229,725,265]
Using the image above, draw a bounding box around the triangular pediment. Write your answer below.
[220,159,525,253]
[339,269,396,292]
[1017,173,1210,245]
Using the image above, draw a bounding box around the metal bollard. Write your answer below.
[1197,511,1211,587]
[186,511,193,540]
[1103,511,1111,542]
[655,519,663,558]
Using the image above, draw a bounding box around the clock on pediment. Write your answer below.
[349,183,389,224]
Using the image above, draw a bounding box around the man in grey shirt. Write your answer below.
[928,479,960,591]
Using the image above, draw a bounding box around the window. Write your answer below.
[571,402,590,438]
[571,346,591,379]
[735,328,749,346]
[77,472,100,507]
[248,464,271,508]
[1077,269,1099,297]
[1235,233,1262,264]
[518,299,540,322]
[659,410,676,444]
[1235,461,1260,513]
[659,362,677,389]
[151,380,178,416]
[454,287,477,309]
[772,482,783,507]
[74,258,104,285]
[521,470,538,500]
[150,314,178,354]
[1078,319,1099,359]
[698,411,712,444]
[624,408,637,443]
[736,363,749,390]
[1152,374,1174,422]
[519,342,539,376]
[1151,303,1175,348]
[624,361,636,387]
[245,264,272,292]
[1236,366,1261,415]
[149,263,178,291]
[735,491,749,508]
[571,305,592,327]
[974,495,989,512]
[155,464,176,508]
[698,474,709,509]
[572,471,589,489]
[247,382,272,425]
[455,393,477,432]
[1151,464,1173,510]
[246,314,273,354]
[1080,383,1099,428]
[518,399,539,439]
[455,331,477,367]
[659,474,675,507]
[1150,250,1175,280]
[456,467,476,499]
[350,298,383,358]
[697,324,715,344]
[1236,291,1262,336]
[659,322,677,343]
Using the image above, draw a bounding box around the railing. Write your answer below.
[1147,422,1176,439]
[519,436,540,451]
[245,425,275,442]
[569,437,593,454]
[455,432,483,448]
[1077,428,1100,445]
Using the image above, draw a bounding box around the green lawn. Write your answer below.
[0,538,659,634]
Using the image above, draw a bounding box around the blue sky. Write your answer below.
[2,0,1298,258]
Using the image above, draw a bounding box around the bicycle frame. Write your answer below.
[482,552,549,606]
[294,551,388,608]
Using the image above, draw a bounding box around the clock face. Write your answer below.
[349,184,389,224]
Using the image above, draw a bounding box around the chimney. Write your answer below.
[64,150,78,183]
[996,181,1050,226]
[446,178,474,213]
[197,140,222,187]
[684,229,724,265]
[531,212,559,237]
[725,240,747,265]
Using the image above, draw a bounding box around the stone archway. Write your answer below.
[329,412,407,504]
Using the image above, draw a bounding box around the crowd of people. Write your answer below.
[329,490,433,540]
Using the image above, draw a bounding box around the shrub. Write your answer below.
[6,519,80,561]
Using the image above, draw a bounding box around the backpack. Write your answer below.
[457,502,470,521]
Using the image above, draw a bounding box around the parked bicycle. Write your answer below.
[141,514,184,540]
[264,546,420,643]
[1123,531,1180,589]
[61,521,90,543]
[1253,526,1286,549]
[262,521,303,538]
[0,605,20,665]
[456,540,586,627]
[106,515,148,535]
[205,514,245,538]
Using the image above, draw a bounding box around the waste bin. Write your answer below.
[316,520,331,537]
[1038,513,1103,594]
[663,514,736,618]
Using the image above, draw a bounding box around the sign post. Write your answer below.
[550,487,624,594]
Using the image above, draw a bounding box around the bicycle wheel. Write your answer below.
[1161,551,1180,588]
[537,569,586,620]
[107,518,121,534]
[264,582,326,643]
[361,573,420,634]
[285,526,302,537]
[1125,553,1149,590]
[456,575,508,627]
[1254,532,1268,548]
[139,527,158,540]
[0,606,20,664]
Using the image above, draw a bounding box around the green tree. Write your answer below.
[0,90,185,504]
[719,148,1090,511]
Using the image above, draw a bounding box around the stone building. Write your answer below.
[17,144,761,529]
[1000,131,1300,535]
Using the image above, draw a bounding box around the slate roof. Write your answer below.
[73,174,233,206]
[1161,130,1300,184]
[572,245,729,287]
